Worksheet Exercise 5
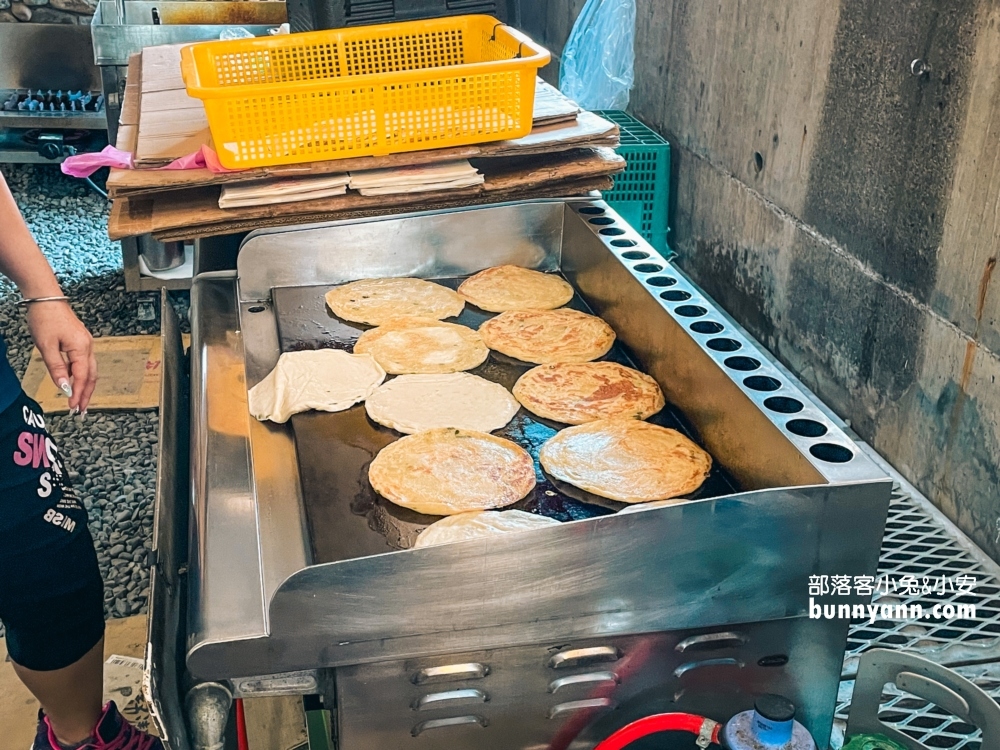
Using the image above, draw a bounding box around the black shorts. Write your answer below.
[0,391,105,671]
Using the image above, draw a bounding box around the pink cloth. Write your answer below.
[60,144,238,179]
[161,145,237,173]
[60,145,133,178]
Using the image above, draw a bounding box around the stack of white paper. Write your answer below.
[219,174,351,208]
[348,160,484,196]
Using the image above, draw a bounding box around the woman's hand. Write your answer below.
[26,301,98,413]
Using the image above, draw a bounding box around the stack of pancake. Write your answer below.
[248,265,712,548]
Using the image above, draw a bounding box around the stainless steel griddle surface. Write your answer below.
[271,278,741,564]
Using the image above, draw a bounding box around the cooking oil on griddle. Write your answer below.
[272,276,741,564]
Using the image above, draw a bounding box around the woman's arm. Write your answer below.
[0,172,97,412]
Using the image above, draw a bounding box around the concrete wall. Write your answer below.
[525,0,1000,559]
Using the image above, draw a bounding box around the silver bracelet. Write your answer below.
[18,295,70,308]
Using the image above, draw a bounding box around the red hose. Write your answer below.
[593,713,722,750]
[235,698,250,750]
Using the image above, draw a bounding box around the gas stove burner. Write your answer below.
[1,89,104,115]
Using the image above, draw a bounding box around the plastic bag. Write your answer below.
[559,0,636,111]
[219,27,254,40]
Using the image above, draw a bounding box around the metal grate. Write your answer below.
[842,488,1000,678]
[834,662,1000,749]
[832,481,1000,749]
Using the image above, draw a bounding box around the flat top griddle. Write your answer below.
[272,277,741,565]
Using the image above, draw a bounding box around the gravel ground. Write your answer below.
[0,163,185,627]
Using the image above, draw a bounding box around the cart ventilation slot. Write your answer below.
[674,657,744,678]
[548,699,615,719]
[411,715,487,735]
[413,663,489,684]
[412,688,487,710]
[675,632,748,652]
[547,671,619,694]
[548,646,622,670]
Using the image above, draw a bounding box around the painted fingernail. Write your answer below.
[69,406,79,416]
[81,409,88,419]
[58,379,73,397]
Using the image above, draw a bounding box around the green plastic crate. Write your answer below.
[595,110,671,254]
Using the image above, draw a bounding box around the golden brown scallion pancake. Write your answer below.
[457,265,574,312]
[413,510,561,548]
[369,428,536,516]
[513,362,665,424]
[353,317,489,374]
[324,278,464,326]
[365,373,519,434]
[539,418,711,503]
[478,308,615,364]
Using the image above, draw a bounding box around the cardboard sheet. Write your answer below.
[21,335,163,413]
[109,111,618,197]
[134,43,210,164]
[533,79,581,125]
[108,147,623,240]
[148,177,612,242]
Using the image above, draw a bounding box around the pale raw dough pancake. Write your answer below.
[369,428,536,515]
[539,418,711,503]
[414,510,561,548]
[354,317,489,374]
[513,362,665,424]
[248,349,385,424]
[478,308,615,364]
[324,278,464,326]
[366,373,519,434]
[457,265,574,312]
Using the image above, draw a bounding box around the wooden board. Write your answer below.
[108,147,624,240]
[20,335,163,413]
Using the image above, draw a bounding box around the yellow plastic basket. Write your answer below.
[180,15,550,169]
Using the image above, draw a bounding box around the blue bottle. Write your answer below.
[721,694,818,750]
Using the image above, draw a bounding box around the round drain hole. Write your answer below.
[724,356,760,371]
[579,206,605,215]
[809,443,854,463]
[764,396,803,414]
[786,419,828,438]
[611,239,638,248]
[621,250,649,260]
[589,216,615,225]
[600,227,626,236]
[634,263,664,273]
[707,338,741,352]
[248,305,266,313]
[648,276,676,287]
[744,375,781,391]
[660,290,691,302]
[675,305,707,317]
[690,321,724,334]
